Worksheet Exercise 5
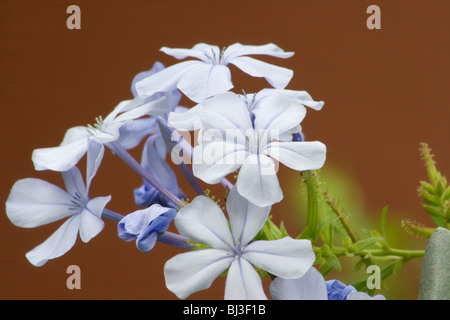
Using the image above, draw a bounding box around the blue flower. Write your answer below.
[118,204,177,253]
[133,134,185,208]
[326,280,357,300]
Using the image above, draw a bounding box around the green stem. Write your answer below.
[323,192,360,243]
[314,245,425,261]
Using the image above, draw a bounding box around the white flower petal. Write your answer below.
[32,127,89,172]
[104,97,144,123]
[229,56,293,89]
[265,141,326,171]
[135,60,200,99]
[6,178,75,228]
[223,43,294,61]
[167,105,202,132]
[161,45,211,62]
[177,63,233,103]
[243,237,315,279]
[117,117,159,150]
[62,166,88,202]
[252,93,306,134]
[86,139,105,193]
[25,215,81,267]
[114,96,169,122]
[91,122,122,145]
[174,196,234,249]
[79,196,110,243]
[193,140,247,184]
[270,267,328,300]
[164,249,233,299]
[199,92,253,134]
[254,88,324,111]
[226,186,271,247]
[236,154,283,207]
[225,258,267,300]
[346,291,386,300]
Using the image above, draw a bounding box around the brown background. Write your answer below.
[1,0,449,300]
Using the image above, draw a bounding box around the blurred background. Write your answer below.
[0,0,449,300]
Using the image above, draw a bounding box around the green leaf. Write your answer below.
[418,227,450,300]
[350,237,384,254]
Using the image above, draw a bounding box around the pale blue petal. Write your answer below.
[131,61,165,97]
[117,117,159,150]
[32,126,89,172]
[136,232,158,253]
[265,141,327,172]
[174,196,234,249]
[25,215,81,266]
[135,61,200,99]
[198,92,253,134]
[235,154,283,207]
[346,292,386,300]
[226,186,271,247]
[228,56,293,89]
[177,63,233,103]
[114,96,169,122]
[86,139,105,193]
[225,258,267,300]
[167,105,203,132]
[270,267,328,300]
[62,166,88,202]
[243,237,315,279]
[133,135,183,208]
[252,93,306,134]
[6,178,75,228]
[164,249,233,299]
[192,140,247,184]
[161,45,213,62]
[117,204,177,253]
[223,43,294,62]
[79,196,110,243]
[326,280,356,300]
[252,88,324,111]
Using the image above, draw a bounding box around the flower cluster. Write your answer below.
[5,42,386,300]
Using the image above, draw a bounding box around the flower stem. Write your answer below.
[102,208,124,222]
[157,231,193,250]
[106,141,185,208]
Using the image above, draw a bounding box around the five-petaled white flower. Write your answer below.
[31,95,169,172]
[164,187,315,300]
[135,43,294,103]
[6,141,110,266]
[168,87,324,132]
[176,91,326,207]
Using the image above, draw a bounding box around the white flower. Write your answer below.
[31,96,169,172]
[6,140,110,266]
[183,91,326,207]
[163,187,315,299]
[135,43,294,103]
[168,87,324,132]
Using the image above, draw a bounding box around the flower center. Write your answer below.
[203,47,226,65]
[69,192,87,211]
[86,116,104,135]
